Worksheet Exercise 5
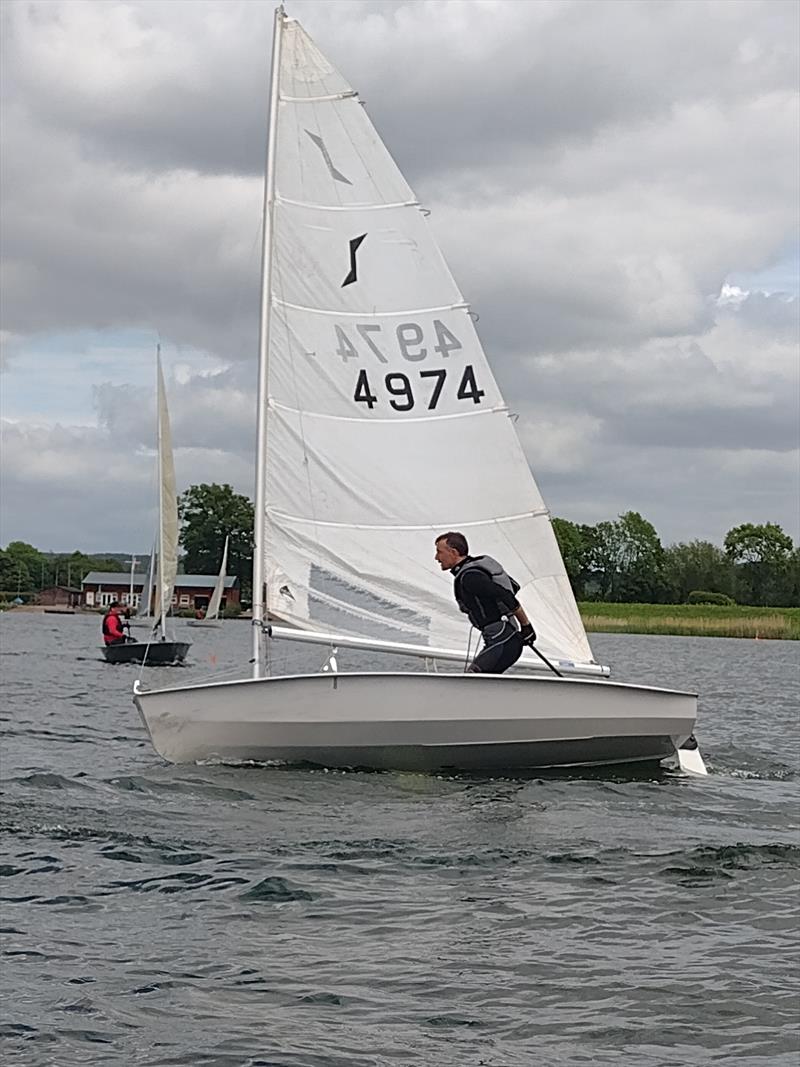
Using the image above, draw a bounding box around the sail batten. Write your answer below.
[267,508,551,531]
[261,15,594,667]
[269,399,507,423]
[273,299,469,317]
[281,91,358,103]
[278,197,420,211]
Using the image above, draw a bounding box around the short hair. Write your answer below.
[435,531,468,556]
[109,601,120,608]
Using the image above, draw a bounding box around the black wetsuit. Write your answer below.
[451,558,523,674]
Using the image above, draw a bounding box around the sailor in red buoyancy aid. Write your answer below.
[102,602,128,645]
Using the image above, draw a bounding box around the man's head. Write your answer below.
[109,601,120,613]
[435,531,468,571]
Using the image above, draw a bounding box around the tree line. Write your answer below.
[2,485,797,608]
[552,512,798,607]
[0,483,256,602]
[0,544,125,598]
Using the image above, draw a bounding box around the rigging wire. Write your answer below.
[463,626,475,673]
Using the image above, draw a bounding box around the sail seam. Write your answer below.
[269,399,507,423]
[274,298,470,317]
[280,91,359,102]
[277,196,420,211]
[266,509,550,530]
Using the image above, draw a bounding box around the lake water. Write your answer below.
[1,612,798,1066]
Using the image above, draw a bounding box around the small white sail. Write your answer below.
[261,18,593,666]
[205,536,229,622]
[155,348,179,634]
[136,541,156,618]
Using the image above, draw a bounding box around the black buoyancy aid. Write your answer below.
[454,555,521,616]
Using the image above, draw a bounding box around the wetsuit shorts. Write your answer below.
[469,619,523,674]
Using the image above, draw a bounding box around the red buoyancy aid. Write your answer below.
[102,611,125,644]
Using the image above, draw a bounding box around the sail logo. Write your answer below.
[342,234,367,287]
[305,130,352,184]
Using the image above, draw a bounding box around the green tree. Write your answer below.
[724,522,793,605]
[178,483,254,598]
[0,541,43,596]
[551,517,585,593]
[662,540,733,603]
[782,547,800,608]
[581,521,622,600]
[614,511,666,602]
[53,550,118,587]
[577,513,665,602]
[0,550,30,595]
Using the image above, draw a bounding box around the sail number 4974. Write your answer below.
[335,320,462,363]
[354,366,484,411]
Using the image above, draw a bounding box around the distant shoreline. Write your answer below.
[579,602,799,640]
[3,600,798,639]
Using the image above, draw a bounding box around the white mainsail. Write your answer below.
[205,536,229,622]
[153,348,179,636]
[259,17,593,666]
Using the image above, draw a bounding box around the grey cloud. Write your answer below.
[93,369,255,455]
[1,108,262,351]
[599,400,798,453]
[5,1,798,184]
[1,0,797,551]
[492,312,799,458]
[473,276,714,358]
[0,417,253,553]
[533,442,799,547]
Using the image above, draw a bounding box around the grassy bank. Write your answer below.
[579,602,800,640]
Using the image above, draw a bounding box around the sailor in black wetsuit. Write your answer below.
[434,531,536,674]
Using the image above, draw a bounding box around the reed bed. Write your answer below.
[579,603,799,640]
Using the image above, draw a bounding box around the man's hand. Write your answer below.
[519,622,536,646]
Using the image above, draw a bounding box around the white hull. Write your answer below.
[133,672,697,772]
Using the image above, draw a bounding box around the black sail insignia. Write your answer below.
[341,234,367,287]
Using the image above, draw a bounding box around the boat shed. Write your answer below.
[81,572,240,612]
[35,585,82,608]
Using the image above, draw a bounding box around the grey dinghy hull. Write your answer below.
[133,672,697,772]
[104,641,190,666]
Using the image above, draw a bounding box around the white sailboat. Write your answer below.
[106,348,190,666]
[187,536,229,628]
[134,9,705,773]
[128,541,157,629]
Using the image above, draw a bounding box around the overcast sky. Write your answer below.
[1,0,798,554]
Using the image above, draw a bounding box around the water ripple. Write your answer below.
[1,618,798,1067]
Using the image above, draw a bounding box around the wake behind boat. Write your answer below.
[134,9,705,774]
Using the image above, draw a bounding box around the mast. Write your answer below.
[252,4,285,677]
[156,344,167,640]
